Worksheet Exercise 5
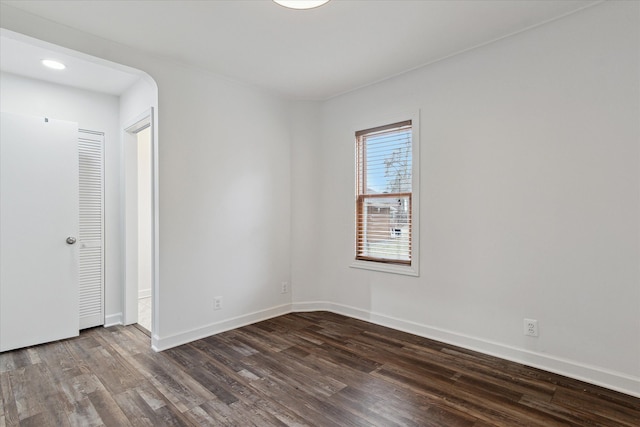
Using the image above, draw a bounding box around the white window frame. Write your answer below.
[350,110,420,277]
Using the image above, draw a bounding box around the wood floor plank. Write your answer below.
[16,412,52,427]
[291,329,382,373]
[245,350,348,398]
[374,365,563,427]
[113,388,163,427]
[327,386,414,427]
[227,399,287,427]
[112,385,197,427]
[34,340,83,383]
[130,351,215,412]
[246,375,368,427]
[67,397,103,427]
[355,331,557,403]
[174,345,316,426]
[64,337,144,396]
[0,312,638,426]
[87,389,133,427]
[551,387,640,426]
[196,398,258,426]
[184,362,240,405]
[98,326,150,357]
[8,365,45,422]
[0,373,18,427]
[25,363,72,427]
[183,403,222,426]
[0,373,4,420]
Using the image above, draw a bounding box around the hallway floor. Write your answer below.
[137,296,151,332]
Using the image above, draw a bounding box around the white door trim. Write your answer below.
[123,108,158,344]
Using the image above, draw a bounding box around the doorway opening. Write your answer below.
[124,110,155,337]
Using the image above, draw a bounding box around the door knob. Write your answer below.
[66,237,76,245]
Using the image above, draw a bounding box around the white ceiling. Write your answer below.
[0,30,142,95]
[0,0,599,100]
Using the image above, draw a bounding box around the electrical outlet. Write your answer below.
[214,296,222,310]
[281,282,288,294]
[524,318,538,337]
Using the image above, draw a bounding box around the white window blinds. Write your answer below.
[356,120,412,265]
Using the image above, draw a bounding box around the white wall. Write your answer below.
[0,4,292,351]
[120,75,157,129]
[289,101,324,303]
[0,71,123,321]
[292,1,640,396]
[153,63,291,347]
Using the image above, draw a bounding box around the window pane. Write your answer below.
[356,120,413,266]
[357,195,411,262]
[364,129,412,194]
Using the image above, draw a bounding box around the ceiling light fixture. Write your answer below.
[273,0,330,10]
[41,59,66,70]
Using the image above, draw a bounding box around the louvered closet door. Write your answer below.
[78,130,104,329]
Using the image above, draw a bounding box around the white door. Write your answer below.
[78,130,104,329]
[0,112,79,352]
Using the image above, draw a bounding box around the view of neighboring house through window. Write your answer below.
[356,120,413,265]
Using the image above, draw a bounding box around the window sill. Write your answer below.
[350,259,419,277]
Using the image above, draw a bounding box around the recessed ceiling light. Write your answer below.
[41,59,66,70]
[273,0,330,10]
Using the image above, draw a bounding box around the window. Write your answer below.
[353,116,419,275]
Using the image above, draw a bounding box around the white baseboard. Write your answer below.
[147,300,639,397]
[152,304,292,352]
[104,312,123,327]
[138,289,151,299]
[291,301,640,398]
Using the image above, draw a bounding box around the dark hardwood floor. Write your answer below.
[1,312,638,426]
